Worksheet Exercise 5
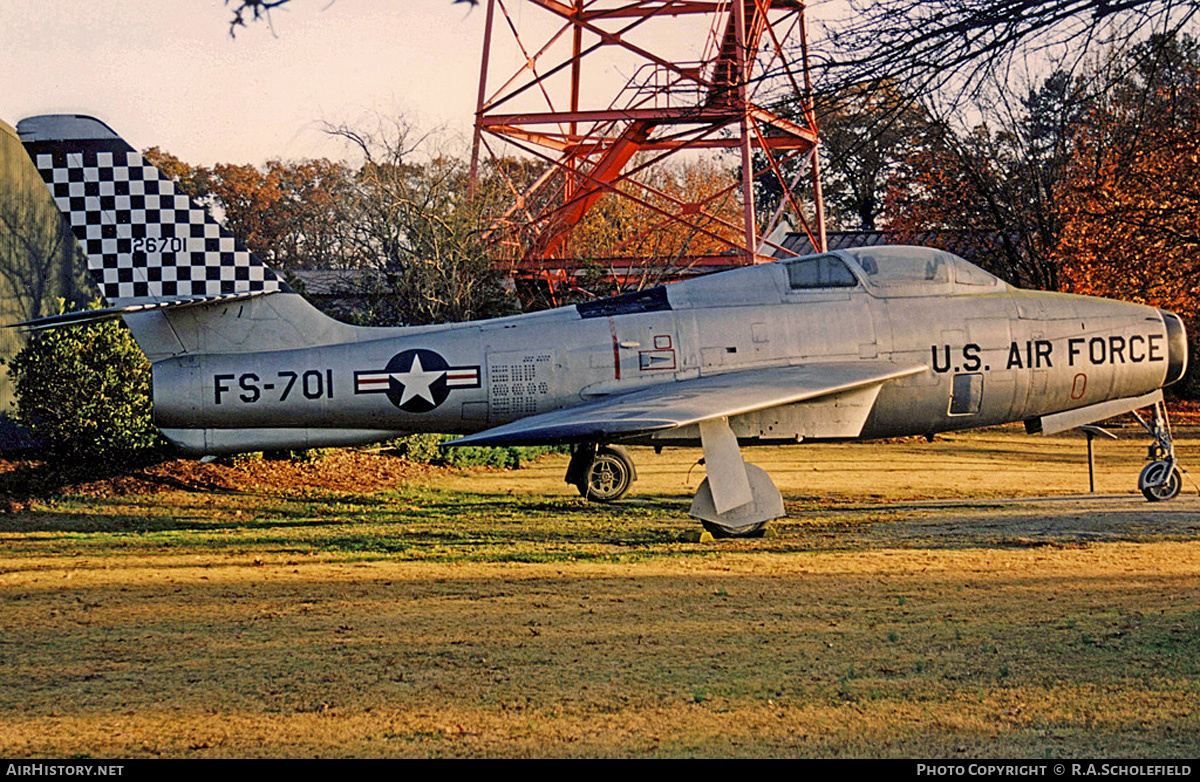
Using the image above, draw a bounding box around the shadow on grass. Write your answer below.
[0,451,182,503]
[0,484,703,560]
[9,461,1200,560]
[782,493,1200,550]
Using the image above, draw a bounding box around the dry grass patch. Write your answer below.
[0,427,1198,757]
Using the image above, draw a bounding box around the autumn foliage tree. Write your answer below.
[882,69,1091,289]
[142,149,359,270]
[1052,35,1200,395]
[1055,35,1200,320]
[566,156,744,295]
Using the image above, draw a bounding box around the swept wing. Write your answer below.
[448,361,926,447]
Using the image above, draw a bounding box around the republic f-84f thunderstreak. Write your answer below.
[14,115,1190,536]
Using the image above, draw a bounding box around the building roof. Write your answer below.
[774,230,1009,261]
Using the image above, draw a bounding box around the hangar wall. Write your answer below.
[0,119,97,418]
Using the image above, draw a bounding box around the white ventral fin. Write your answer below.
[690,417,786,532]
[698,417,752,514]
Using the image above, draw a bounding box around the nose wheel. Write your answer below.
[1139,460,1182,501]
[1132,401,1187,502]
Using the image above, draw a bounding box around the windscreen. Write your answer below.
[784,254,859,290]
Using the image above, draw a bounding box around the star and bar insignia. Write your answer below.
[354,348,481,413]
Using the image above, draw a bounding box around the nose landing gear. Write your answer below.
[1133,401,1186,501]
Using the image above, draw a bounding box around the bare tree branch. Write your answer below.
[813,0,1198,103]
[226,0,296,37]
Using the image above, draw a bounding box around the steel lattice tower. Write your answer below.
[469,0,826,303]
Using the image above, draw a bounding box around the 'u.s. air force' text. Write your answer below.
[931,335,1166,374]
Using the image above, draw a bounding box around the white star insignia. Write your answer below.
[392,354,445,406]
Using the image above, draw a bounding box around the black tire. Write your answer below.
[1139,461,1182,502]
[700,520,769,538]
[582,445,634,502]
[567,444,597,498]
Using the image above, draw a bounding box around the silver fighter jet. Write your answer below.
[14,115,1190,536]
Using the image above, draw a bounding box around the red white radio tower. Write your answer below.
[469,0,827,302]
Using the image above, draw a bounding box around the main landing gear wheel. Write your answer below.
[567,444,636,503]
[1139,460,1182,502]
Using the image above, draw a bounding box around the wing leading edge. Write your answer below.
[446,361,926,448]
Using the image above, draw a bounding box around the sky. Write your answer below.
[4,1,497,165]
[5,0,853,168]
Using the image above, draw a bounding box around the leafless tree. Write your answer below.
[321,117,514,325]
[226,0,295,36]
[225,0,479,37]
[812,0,1197,107]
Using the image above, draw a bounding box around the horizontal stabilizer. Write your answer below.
[446,361,925,447]
[12,290,277,332]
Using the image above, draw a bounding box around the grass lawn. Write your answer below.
[1,426,1197,757]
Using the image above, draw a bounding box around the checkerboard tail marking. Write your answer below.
[18,114,286,308]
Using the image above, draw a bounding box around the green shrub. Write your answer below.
[9,314,163,462]
[391,433,445,464]
[441,444,522,469]
[390,433,563,469]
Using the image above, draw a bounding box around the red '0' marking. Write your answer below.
[1071,373,1087,400]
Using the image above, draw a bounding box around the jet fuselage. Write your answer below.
[149,247,1186,452]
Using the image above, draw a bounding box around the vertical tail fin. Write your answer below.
[16,114,287,308]
[14,115,356,358]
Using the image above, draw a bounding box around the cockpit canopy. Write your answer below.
[781,245,1007,297]
[844,246,1005,291]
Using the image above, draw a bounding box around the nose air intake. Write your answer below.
[1161,310,1188,387]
